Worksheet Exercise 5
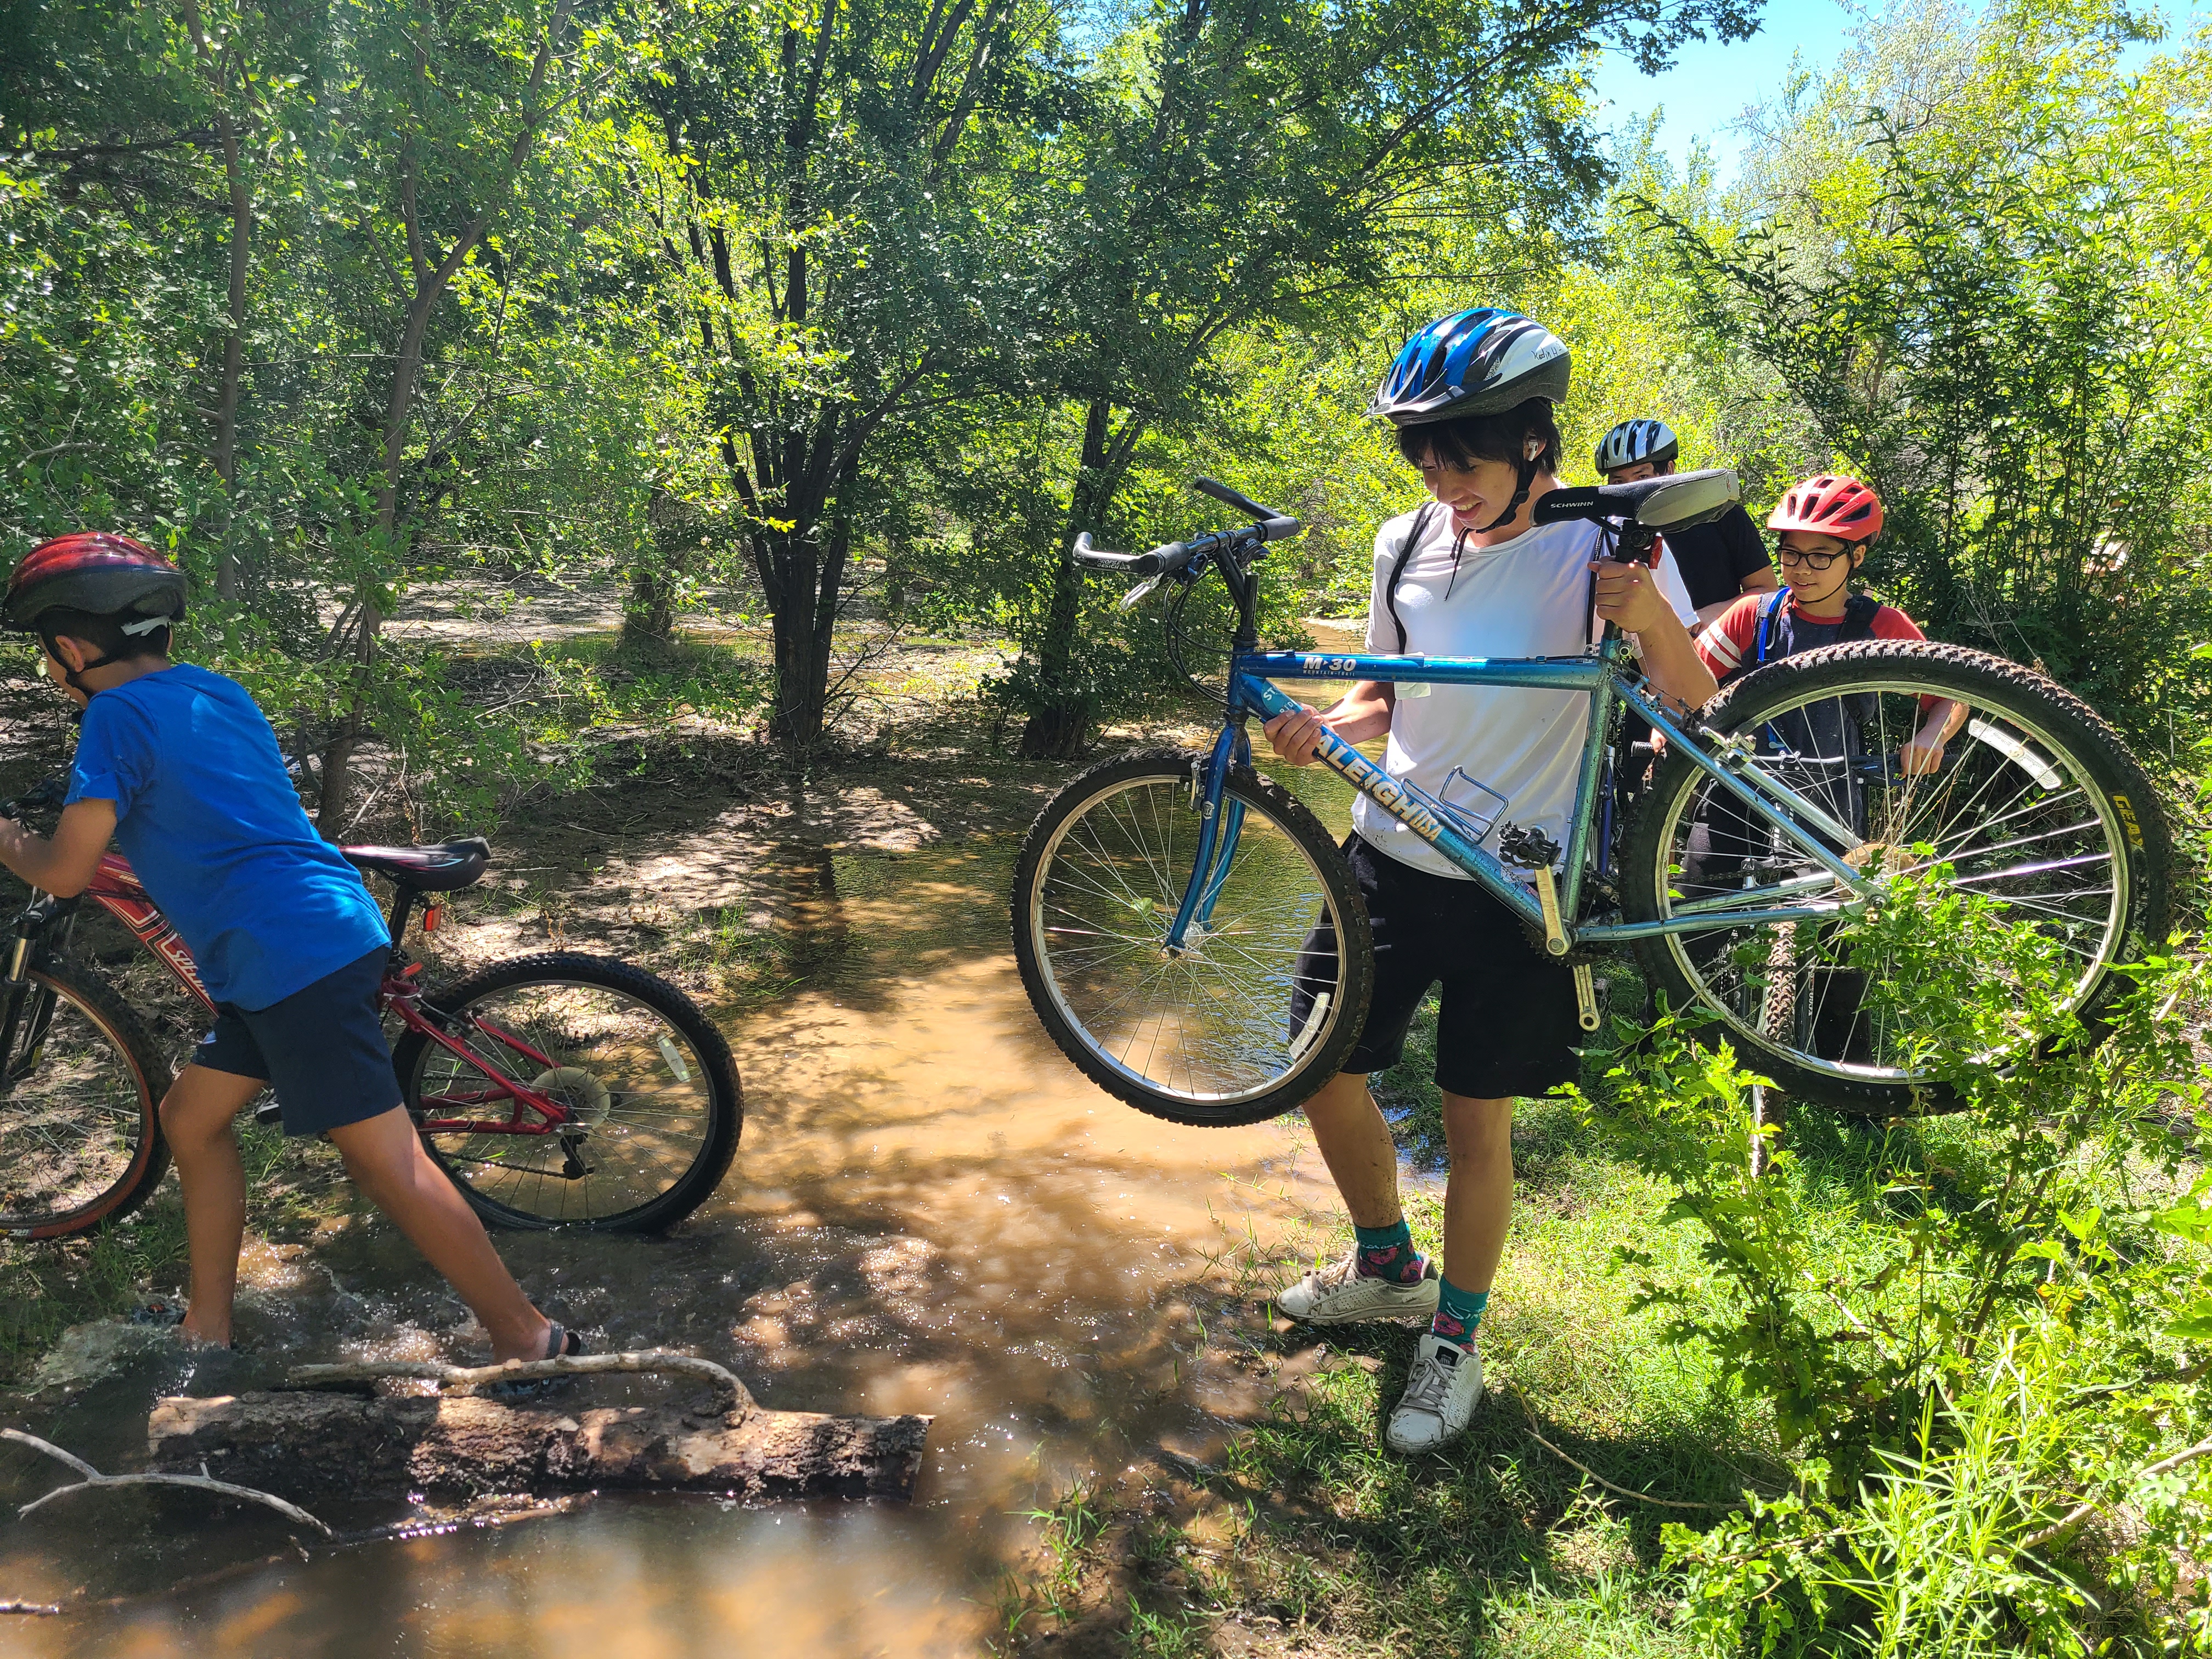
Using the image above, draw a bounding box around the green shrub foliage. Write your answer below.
[1576,874,2212,1651]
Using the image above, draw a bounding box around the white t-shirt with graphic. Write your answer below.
[1348,509,1697,879]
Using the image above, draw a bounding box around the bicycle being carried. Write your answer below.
[1012,474,2169,1125]
[0,788,740,1240]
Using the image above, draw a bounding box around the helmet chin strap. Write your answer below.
[1478,439,1546,535]
[50,614,168,695]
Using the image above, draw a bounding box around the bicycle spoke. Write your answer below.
[1031,775,1348,1105]
[1649,669,2134,1090]
[414,980,720,1223]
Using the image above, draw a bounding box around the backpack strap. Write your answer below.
[1840,592,1882,644]
[1751,586,1790,668]
[1384,503,1441,654]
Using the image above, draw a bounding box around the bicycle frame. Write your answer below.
[1157,567,1884,961]
[54,854,579,1138]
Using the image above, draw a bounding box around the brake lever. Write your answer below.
[1119,573,1165,610]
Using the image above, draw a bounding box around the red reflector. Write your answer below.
[423,906,442,932]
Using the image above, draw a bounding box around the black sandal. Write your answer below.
[127,1301,236,1350]
[484,1321,586,1400]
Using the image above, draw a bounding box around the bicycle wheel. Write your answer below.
[1622,640,2168,1115]
[0,965,171,1239]
[1012,748,1373,1127]
[392,952,741,1232]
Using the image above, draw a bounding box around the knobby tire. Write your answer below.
[0,964,171,1239]
[1622,639,2168,1115]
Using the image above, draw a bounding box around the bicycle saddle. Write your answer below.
[340,836,491,893]
[1532,467,1741,533]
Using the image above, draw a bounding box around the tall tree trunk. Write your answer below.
[1018,397,1142,759]
[178,0,251,600]
[313,0,574,835]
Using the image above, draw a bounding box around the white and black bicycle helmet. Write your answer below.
[1594,418,1679,476]
[1371,308,1571,427]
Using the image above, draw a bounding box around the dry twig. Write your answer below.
[1505,1386,1739,1513]
[2021,1432,2212,1551]
[2,1427,332,1536]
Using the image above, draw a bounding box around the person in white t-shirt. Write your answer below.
[1260,308,1719,1454]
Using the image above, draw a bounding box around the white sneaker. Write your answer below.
[1385,1333,1485,1453]
[1274,1250,1439,1325]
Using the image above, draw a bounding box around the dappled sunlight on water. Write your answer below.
[0,832,1344,1657]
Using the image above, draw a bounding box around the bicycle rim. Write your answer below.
[1647,673,2134,1088]
[0,975,160,1234]
[411,979,719,1226]
[1026,773,1355,1107]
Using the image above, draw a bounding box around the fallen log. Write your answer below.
[148,1391,932,1503]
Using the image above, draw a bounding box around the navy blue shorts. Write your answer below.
[194,946,401,1137]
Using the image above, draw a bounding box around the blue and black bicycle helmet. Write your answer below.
[1594,417,1679,476]
[1371,308,1571,427]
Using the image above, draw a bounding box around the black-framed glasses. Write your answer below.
[1777,545,1849,571]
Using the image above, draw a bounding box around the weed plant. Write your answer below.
[1578,875,2212,1652]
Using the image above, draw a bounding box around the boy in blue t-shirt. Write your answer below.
[0,533,578,1363]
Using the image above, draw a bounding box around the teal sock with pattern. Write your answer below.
[1430,1278,1489,1348]
[1352,1220,1425,1285]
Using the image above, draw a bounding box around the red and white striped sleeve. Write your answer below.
[1694,593,1763,678]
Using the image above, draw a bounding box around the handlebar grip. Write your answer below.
[1260,516,1302,542]
[1072,532,1193,578]
[1193,476,1272,519]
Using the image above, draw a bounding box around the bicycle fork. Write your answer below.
[1163,722,1250,952]
[0,894,61,1090]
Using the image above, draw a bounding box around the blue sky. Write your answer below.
[1586,0,2210,180]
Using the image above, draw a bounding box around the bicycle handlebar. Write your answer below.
[0,775,67,821]
[1070,476,1305,579]
[1192,476,1269,518]
[1073,533,1194,577]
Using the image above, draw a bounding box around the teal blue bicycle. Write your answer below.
[1011,476,2168,1125]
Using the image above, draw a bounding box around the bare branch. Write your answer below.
[285,1347,755,1415]
[3,1428,333,1536]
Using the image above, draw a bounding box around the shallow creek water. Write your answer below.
[1,748,1389,1658]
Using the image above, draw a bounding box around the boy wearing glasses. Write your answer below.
[1683,475,1957,910]
[1695,473,1931,744]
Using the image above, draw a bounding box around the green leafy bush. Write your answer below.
[1575,878,2212,1652]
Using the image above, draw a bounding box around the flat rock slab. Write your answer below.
[149,1392,931,1503]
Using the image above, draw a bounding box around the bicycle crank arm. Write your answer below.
[1530,865,1568,956]
[1572,964,1600,1032]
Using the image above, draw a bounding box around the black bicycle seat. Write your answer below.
[340,836,491,893]
[1533,467,1742,533]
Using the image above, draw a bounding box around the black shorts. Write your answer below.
[194,947,401,1137]
[1291,834,1580,1099]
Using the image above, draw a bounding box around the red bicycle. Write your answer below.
[0,780,741,1238]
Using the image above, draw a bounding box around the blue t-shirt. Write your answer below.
[64,663,390,1010]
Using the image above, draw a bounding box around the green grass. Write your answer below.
[515,630,771,744]
[1001,958,2209,1656]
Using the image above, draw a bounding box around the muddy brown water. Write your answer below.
[0,749,1389,1658]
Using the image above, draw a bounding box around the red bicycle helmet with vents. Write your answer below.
[5,533,187,635]
[1766,474,1883,543]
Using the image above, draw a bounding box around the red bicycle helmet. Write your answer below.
[1766,474,1883,543]
[5,533,188,635]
